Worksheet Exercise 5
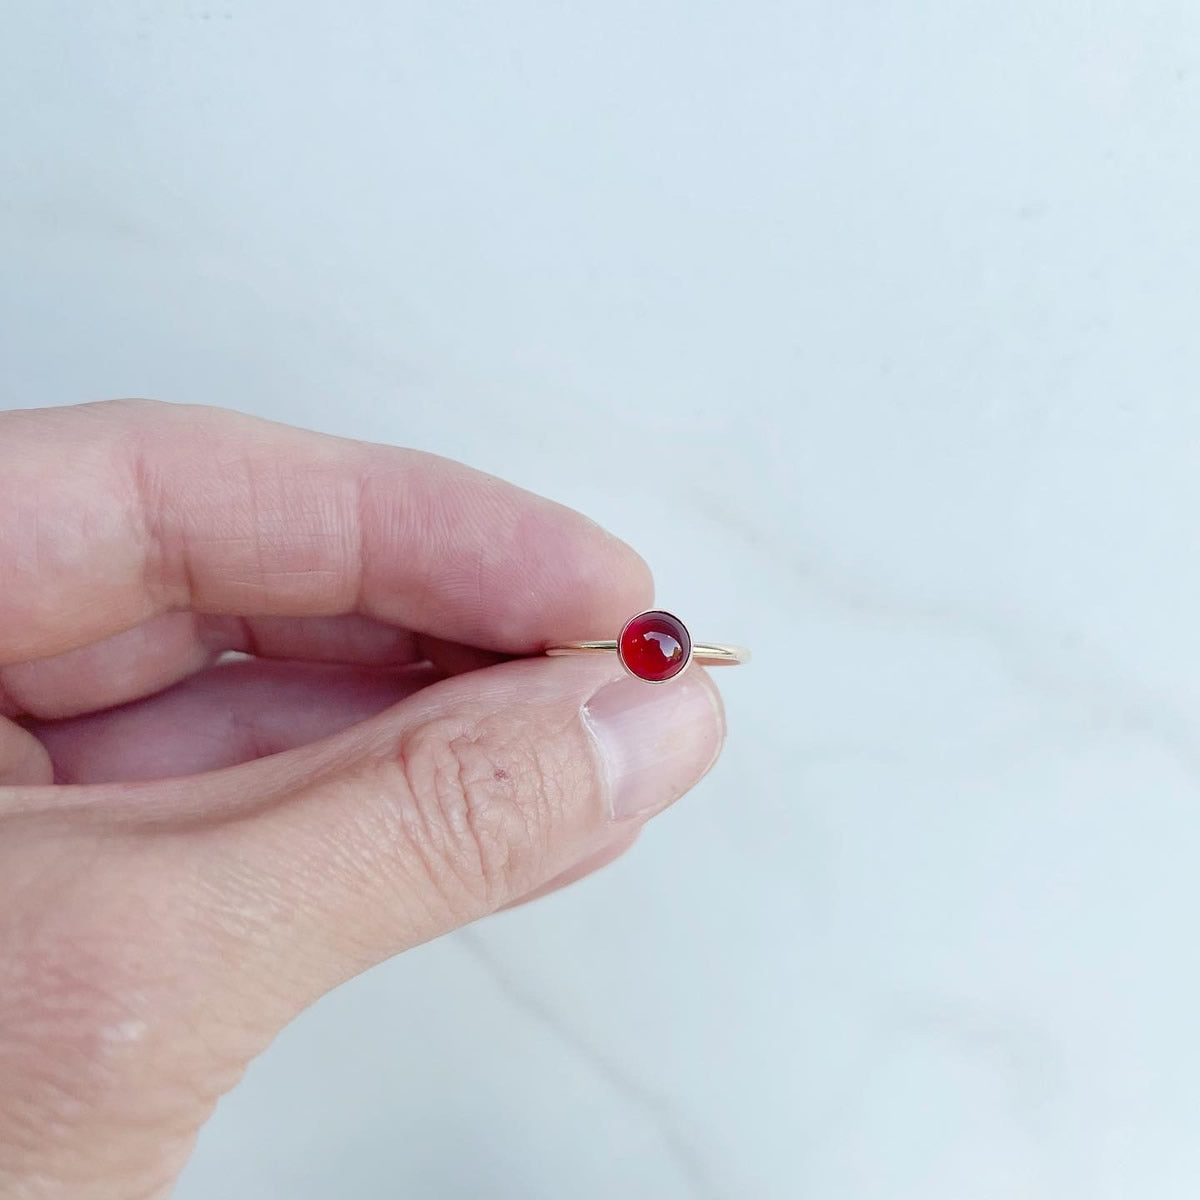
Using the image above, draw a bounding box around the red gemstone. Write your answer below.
[619,610,692,682]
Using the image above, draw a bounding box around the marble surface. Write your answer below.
[4,3,1200,1197]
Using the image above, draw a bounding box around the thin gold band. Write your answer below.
[545,640,750,666]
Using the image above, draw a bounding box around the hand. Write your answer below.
[0,400,726,1199]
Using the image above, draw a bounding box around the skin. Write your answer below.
[0,400,726,1199]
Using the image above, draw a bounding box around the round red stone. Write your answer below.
[619,610,692,682]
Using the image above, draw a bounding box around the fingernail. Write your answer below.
[582,670,725,820]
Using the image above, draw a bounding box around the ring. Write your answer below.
[545,609,750,684]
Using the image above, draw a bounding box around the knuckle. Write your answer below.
[0,837,228,1188]
[0,923,165,1191]
[81,395,163,416]
[1,922,147,1121]
[390,712,568,912]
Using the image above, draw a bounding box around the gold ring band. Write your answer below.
[544,640,750,666]
[544,609,749,684]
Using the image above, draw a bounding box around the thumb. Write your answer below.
[0,657,723,1197]
[192,655,724,1016]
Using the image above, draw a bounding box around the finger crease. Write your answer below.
[127,439,186,611]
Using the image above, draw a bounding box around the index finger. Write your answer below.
[0,400,653,664]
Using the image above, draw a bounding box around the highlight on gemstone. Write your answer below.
[618,610,693,683]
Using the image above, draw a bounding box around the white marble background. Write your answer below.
[4,3,1200,1197]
